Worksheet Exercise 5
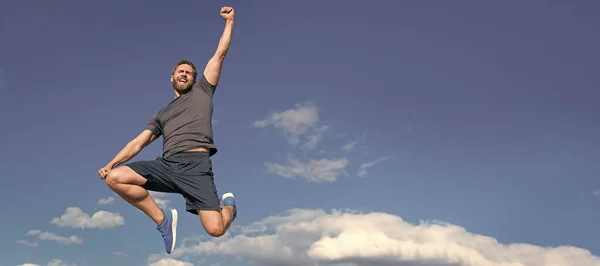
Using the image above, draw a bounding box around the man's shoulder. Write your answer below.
[193,75,217,96]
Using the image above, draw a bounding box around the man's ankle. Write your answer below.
[157,209,166,227]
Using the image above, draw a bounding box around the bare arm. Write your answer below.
[105,129,158,169]
[204,6,235,86]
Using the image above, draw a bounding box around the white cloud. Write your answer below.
[25,230,84,245]
[302,125,329,150]
[147,254,194,266]
[342,132,366,153]
[265,157,349,183]
[50,207,125,229]
[593,189,600,197]
[19,259,75,266]
[48,260,75,266]
[254,104,326,150]
[98,196,115,205]
[149,191,171,209]
[342,140,358,153]
[16,239,39,247]
[169,208,599,266]
[111,251,129,257]
[357,155,392,177]
[149,258,194,266]
[255,104,359,183]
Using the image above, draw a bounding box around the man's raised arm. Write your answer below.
[204,6,235,86]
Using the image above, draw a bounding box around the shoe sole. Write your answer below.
[222,192,235,200]
[221,193,237,220]
[170,209,178,253]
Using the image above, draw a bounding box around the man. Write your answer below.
[97,6,237,254]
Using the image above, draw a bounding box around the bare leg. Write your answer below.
[198,206,235,237]
[105,166,164,225]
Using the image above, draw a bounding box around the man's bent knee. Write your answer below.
[204,224,226,238]
[105,166,147,189]
[199,210,227,237]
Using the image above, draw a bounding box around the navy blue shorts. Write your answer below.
[125,151,220,215]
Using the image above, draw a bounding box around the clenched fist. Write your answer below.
[98,166,112,179]
[220,6,234,21]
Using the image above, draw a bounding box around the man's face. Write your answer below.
[171,64,195,91]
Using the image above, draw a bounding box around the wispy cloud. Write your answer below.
[256,104,375,183]
[16,239,39,247]
[98,196,115,205]
[111,251,129,258]
[254,104,327,150]
[357,155,392,177]
[342,139,358,153]
[24,230,84,245]
[18,259,75,266]
[342,132,367,153]
[593,189,600,197]
[301,125,329,150]
[265,157,349,183]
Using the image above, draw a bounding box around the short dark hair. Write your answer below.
[172,60,198,81]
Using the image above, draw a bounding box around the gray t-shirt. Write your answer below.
[145,75,218,158]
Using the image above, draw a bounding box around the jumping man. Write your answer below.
[98,6,237,254]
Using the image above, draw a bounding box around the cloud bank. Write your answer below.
[170,208,599,266]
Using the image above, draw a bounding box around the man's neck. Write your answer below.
[174,87,192,98]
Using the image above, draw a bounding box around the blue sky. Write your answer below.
[1,1,599,265]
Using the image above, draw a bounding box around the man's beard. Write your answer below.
[172,79,193,91]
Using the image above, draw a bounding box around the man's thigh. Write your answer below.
[124,158,178,193]
[169,153,221,215]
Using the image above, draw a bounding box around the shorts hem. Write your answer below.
[186,205,222,215]
[120,163,156,190]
